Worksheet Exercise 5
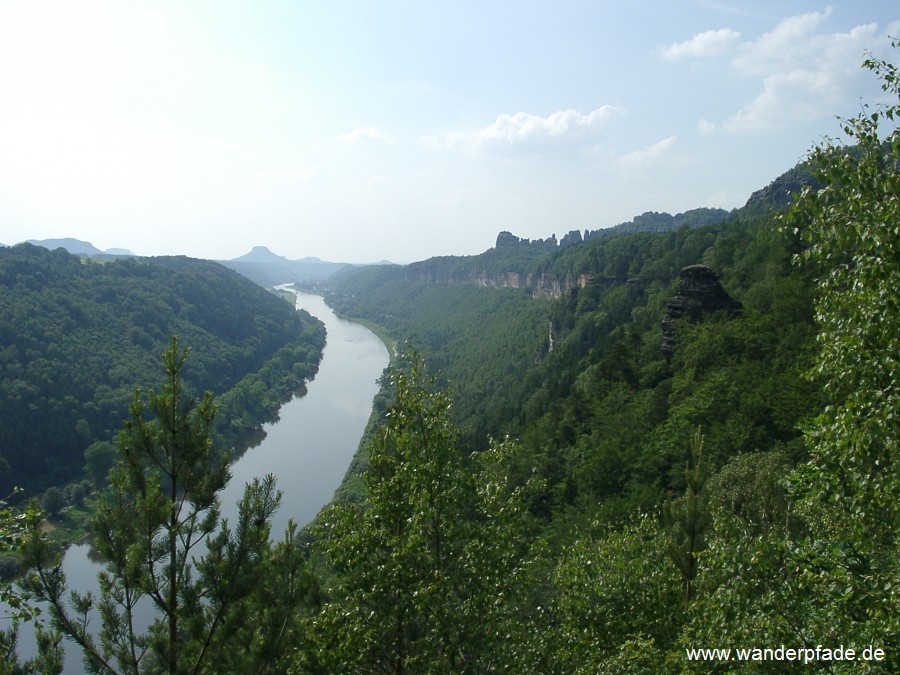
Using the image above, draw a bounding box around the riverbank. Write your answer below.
[219,289,390,535]
[3,289,390,671]
[40,500,94,546]
[25,290,389,550]
[22,320,327,556]
[318,309,392,501]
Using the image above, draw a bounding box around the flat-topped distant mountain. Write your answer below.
[25,238,135,257]
[219,246,351,287]
[233,246,294,263]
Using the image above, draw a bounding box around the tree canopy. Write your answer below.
[0,246,324,494]
[21,338,305,674]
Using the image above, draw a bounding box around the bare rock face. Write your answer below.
[661,265,741,357]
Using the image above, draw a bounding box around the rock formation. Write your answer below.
[661,265,741,357]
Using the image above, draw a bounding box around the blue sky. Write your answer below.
[1,1,897,263]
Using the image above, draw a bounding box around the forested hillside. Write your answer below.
[0,245,325,495]
[313,51,898,671]
[330,187,818,524]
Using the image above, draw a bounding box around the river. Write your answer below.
[220,288,389,534]
[5,288,389,671]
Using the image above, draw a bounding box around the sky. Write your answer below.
[1,1,898,263]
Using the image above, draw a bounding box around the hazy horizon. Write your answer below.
[2,1,897,264]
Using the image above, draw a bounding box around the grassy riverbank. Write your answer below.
[41,497,97,546]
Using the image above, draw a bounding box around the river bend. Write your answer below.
[7,288,389,670]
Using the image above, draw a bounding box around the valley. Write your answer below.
[2,55,899,670]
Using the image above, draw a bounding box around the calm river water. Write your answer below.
[6,288,389,671]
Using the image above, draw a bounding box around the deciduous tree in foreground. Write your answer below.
[309,351,535,673]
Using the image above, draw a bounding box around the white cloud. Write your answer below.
[419,133,444,150]
[340,126,397,145]
[724,70,840,132]
[658,28,741,61]
[671,9,891,133]
[697,119,716,134]
[618,136,677,167]
[732,9,833,76]
[440,106,623,155]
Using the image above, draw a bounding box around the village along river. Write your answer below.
[7,288,390,670]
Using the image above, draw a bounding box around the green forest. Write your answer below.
[2,50,898,673]
[0,247,325,496]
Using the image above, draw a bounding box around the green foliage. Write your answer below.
[768,42,900,657]
[4,47,894,674]
[682,45,900,671]
[329,279,551,446]
[663,428,711,605]
[38,488,66,519]
[0,490,43,622]
[21,338,303,674]
[706,449,793,532]
[314,353,464,671]
[310,352,534,673]
[83,442,118,488]
[0,489,62,673]
[0,621,64,675]
[550,515,683,673]
[786,47,900,540]
[683,513,827,673]
[324,117,825,670]
[214,315,325,452]
[0,246,324,495]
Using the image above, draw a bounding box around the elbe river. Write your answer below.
[6,288,389,670]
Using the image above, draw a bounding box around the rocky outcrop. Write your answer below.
[661,265,741,357]
[744,164,820,212]
[472,270,594,298]
[406,265,592,299]
[530,273,592,299]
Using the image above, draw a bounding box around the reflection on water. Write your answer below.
[220,289,389,534]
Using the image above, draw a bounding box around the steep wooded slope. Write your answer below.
[0,244,324,494]
[329,202,820,533]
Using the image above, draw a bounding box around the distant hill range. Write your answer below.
[11,239,353,287]
[23,238,136,257]
[22,237,134,258]
[10,159,817,289]
[218,246,353,287]
[743,162,819,213]
[335,160,823,299]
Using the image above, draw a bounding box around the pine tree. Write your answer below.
[23,337,288,674]
[663,427,711,605]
